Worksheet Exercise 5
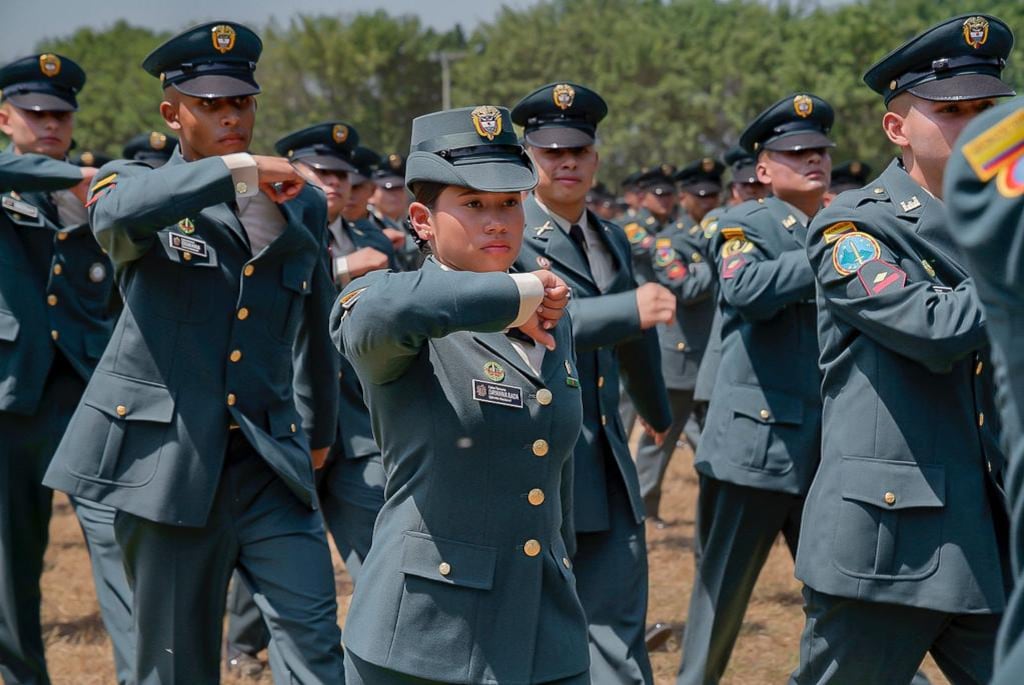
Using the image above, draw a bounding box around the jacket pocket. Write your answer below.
[267,260,312,343]
[400,531,497,590]
[833,456,945,580]
[724,384,802,473]
[0,309,20,343]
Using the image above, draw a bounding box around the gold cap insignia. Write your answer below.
[212,25,237,54]
[661,163,674,177]
[701,157,715,173]
[552,83,576,110]
[149,132,167,150]
[963,16,989,49]
[80,151,94,165]
[331,124,348,144]
[793,95,813,118]
[389,153,402,170]
[850,161,862,175]
[889,79,898,90]
[39,54,61,78]
[471,105,503,141]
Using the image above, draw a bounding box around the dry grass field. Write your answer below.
[40,444,950,684]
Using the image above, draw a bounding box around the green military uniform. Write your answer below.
[370,152,421,270]
[946,96,1024,685]
[333,105,590,685]
[622,166,679,284]
[613,170,644,225]
[792,15,1015,684]
[41,22,344,684]
[678,94,836,685]
[512,82,673,684]
[122,131,177,168]
[0,56,133,685]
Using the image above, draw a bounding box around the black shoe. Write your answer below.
[226,651,265,679]
[645,623,673,652]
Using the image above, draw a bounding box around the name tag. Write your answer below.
[472,379,524,409]
[2,195,39,218]
[168,232,208,257]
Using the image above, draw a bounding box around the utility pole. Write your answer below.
[431,51,466,110]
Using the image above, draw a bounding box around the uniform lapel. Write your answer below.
[522,194,595,287]
[590,210,631,291]
[472,332,542,384]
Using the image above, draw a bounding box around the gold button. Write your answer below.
[243,264,255,277]
[524,540,541,557]
[182,252,192,261]
[676,342,686,351]
[601,415,608,426]
[227,393,237,406]
[597,376,605,388]
[52,264,63,275]
[759,409,770,420]
[47,294,57,306]
[438,562,451,576]
[50,330,59,341]
[884,491,896,506]
[532,439,549,457]
[528,488,545,506]
[536,389,553,406]
[302,280,308,290]
[57,232,68,241]
[290,423,297,433]
[237,307,249,320]
[235,181,248,194]
[978,412,985,427]
[230,349,242,363]
[115,404,127,417]
[562,557,571,569]
[988,461,993,473]
[338,371,344,380]
[975,361,984,376]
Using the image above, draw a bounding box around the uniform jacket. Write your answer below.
[795,160,1009,614]
[693,207,726,403]
[0,150,115,415]
[516,195,672,531]
[332,261,589,684]
[43,150,339,527]
[696,196,822,495]
[621,207,682,284]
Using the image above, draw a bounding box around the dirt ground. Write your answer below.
[40,444,950,684]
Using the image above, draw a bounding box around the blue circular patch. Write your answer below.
[832,231,880,275]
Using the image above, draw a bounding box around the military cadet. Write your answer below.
[512,81,675,685]
[675,157,724,227]
[332,104,588,685]
[722,145,768,206]
[678,93,834,685]
[122,130,177,167]
[41,22,345,684]
[616,170,644,223]
[792,15,1015,684]
[370,152,421,270]
[946,96,1024,685]
[587,180,619,221]
[0,53,135,685]
[622,164,678,282]
[827,159,872,196]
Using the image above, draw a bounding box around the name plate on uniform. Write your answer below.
[2,195,39,218]
[168,232,208,257]
[472,379,524,409]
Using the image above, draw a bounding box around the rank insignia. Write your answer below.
[720,238,753,259]
[177,218,195,235]
[534,221,555,236]
[921,259,936,279]
[655,246,675,267]
[960,107,1024,198]
[782,215,797,229]
[536,255,551,268]
[793,94,813,118]
[332,124,349,144]
[564,360,573,375]
[471,105,503,141]
[150,132,167,150]
[483,361,505,382]
[857,259,906,296]
[900,196,922,212]
[339,287,367,311]
[38,54,61,77]
[823,221,855,244]
[721,254,746,279]
[667,262,687,281]
[720,226,746,242]
[832,231,881,276]
[963,16,989,49]
[88,262,107,283]
[552,83,575,110]
[212,24,236,53]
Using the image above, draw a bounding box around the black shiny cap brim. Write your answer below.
[170,74,260,99]
[523,127,595,149]
[4,92,77,112]
[905,73,1015,103]
[763,131,835,152]
[292,154,357,174]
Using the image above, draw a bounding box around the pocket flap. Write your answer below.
[840,456,945,510]
[729,384,803,425]
[0,309,20,342]
[282,260,313,294]
[267,403,302,438]
[83,371,175,423]
[401,531,497,590]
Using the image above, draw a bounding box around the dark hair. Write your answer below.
[405,181,448,253]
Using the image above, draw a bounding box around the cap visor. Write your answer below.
[764,131,835,152]
[681,180,722,197]
[524,127,595,149]
[642,183,676,196]
[297,154,357,173]
[5,92,76,112]
[908,73,1015,102]
[452,158,537,192]
[374,174,404,189]
[732,164,759,184]
[172,74,260,99]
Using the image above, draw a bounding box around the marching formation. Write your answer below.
[0,10,1023,685]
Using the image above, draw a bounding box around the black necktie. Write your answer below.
[568,223,587,258]
[506,327,535,345]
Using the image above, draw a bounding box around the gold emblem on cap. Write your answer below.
[331,124,348,144]
[963,16,989,49]
[149,132,167,150]
[212,24,237,54]
[793,94,813,118]
[39,54,61,78]
[471,105,503,141]
[389,153,402,170]
[661,163,674,177]
[552,83,576,110]
[850,161,862,175]
[80,151,94,166]
[701,157,715,173]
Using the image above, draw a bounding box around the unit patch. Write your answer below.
[832,232,881,276]
[960,106,1024,198]
[822,221,855,244]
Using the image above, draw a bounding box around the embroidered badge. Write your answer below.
[822,221,855,244]
[960,107,1024,198]
[720,238,753,259]
[471,106,503,141]
[655,246,675,267]
[552,83,575,110]
[39,54,61,77]
[720,226,746,242]
[624,222,649,245]
[856,259,906,296]
[793,94,814,118]
[721,254,747,279]
[483,361,505,382]
[656,238,672,249]
[832,232,881,276]
[667,262,687,281]
[963,16,989,49]
[472,379,524,409]
[212,24,236,53]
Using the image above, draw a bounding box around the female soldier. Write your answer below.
[330,105,591,684]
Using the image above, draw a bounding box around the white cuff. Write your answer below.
[508,273,545,328]
[221,153,259,197]
[333,256,351,286]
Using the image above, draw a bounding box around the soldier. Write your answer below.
[122,131,177,167]
[512,81,675,685]
[827,159,872,196]
[370,152,421,270]
[0,53,134,685]
[675,157,724,227]
[587,180,619,221]
[616,170,644,223]
[792,14,1015,684]
[945,96,1024,685]
[722,145,768,206]
[41,21,344,684]
[678,93,834,685]
[623,164,678,282]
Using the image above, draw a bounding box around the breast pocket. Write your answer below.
[267,260,312,343]
[832,456,945,580]
[724,384,802,474]
[131,231,219,323]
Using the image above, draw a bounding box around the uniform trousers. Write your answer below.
[345,651,591,685]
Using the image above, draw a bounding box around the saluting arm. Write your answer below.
[0,151,84,192]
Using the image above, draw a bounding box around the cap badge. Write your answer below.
[963,16,989,49]
[149,132,167,150]
[793,95,813,118]
[552,83,576,110]
[850,161,862,175]
[80,151,94,166]
[212,24,237,54]
[471,105,503,141]
[701,158,715,173]
[331,124,349,144]
[389,153,402,170]
[661,163,674,177]
[39,54,61,78]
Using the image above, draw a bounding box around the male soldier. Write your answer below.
[0,54,134,685]
[946,96,1024,685]
[370,152,420,270]
[41,22,344,684]
[623,165,677,282]
[793,15,1015,684]
[616,170,644,223]
[675,157,724,228]
[678,94,833,685]
[722,145,769,207]
[587,181,619,221]
[512,81,675,685]
[122,131,177,168]
[827,159,872,196]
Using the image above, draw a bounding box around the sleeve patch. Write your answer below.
[856,259,906,296]
[721,254,747,279]
[655,246,676,266]
[831,231,881,276]
[961,107,1024,183]
[822,221,856,244]
[656,238,672,249]
[667,262,687,281]
[720,238,753,259]
[720,226,746,241]
[624,222,649,245]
